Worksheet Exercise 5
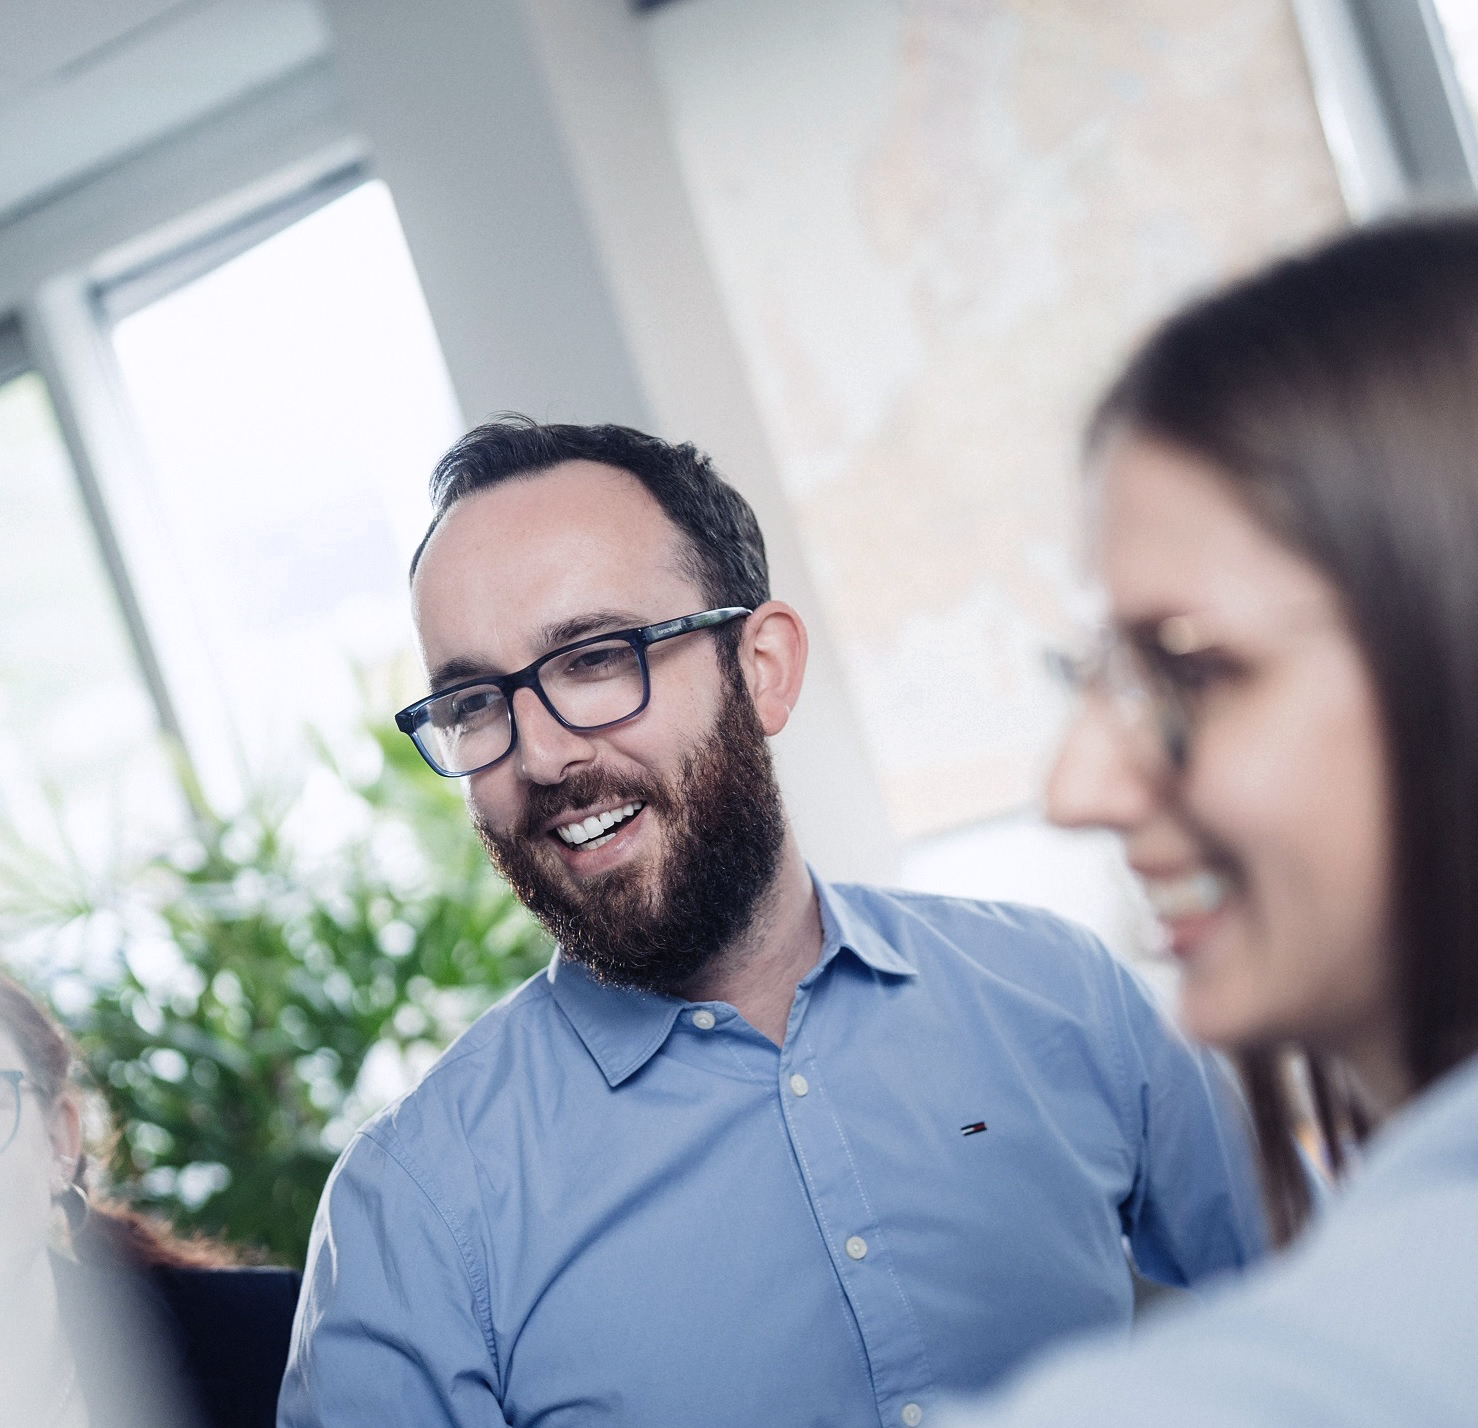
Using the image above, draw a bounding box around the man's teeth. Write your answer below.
[555,802,643,848]
[1144,870,1230,920]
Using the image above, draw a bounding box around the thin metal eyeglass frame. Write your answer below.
[1044,634,1192,773]
[395,606,753,778]
[0,1069,27,1153]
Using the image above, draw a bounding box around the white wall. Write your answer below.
[317,0,902,882]
[643,0,1349,844]
[0,0,1363,921]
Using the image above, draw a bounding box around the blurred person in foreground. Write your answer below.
[0,973,300,1428]
[942,215,1478,1428]
[280,417,1264,1428]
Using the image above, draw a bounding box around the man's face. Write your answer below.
[411,461,785,991]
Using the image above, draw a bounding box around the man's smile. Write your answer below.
[552,800,647,849]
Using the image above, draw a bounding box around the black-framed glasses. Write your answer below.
[396,607,752,778]
[1045,621,1198,774]
[1,1070,29,1154]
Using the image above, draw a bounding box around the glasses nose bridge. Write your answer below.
[506,677,601,787]
[504,666,563,738]
[506,667,610,771]
[510,652,598,732]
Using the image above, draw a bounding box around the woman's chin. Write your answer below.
[1175,967,1267,1051]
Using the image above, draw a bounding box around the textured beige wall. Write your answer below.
[645,0,1346,839]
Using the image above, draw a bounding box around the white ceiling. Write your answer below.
[0,0,331,222]
[0,0,186,96]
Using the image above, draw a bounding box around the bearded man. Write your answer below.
[279,418,1264,1428]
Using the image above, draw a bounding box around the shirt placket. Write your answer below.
[777,977,934,1428]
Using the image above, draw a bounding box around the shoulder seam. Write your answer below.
[358,1127,504,1395]
[419,972,555,1084]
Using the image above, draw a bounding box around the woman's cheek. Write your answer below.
[0,1140,56,1272]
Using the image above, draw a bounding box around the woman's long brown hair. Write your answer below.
[1091,213,1478,1243]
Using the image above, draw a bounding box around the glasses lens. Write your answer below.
[1,1076,20,1154]
[1105,642,1190,772]
[1054,638,1179,774]
[421,683,513,775]
[539,638,646,730]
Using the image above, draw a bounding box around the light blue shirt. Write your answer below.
[939,1051,1478,1428]
[279,880,1265,1428]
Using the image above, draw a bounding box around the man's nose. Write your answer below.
[1044,699,1158,832]
[511,686,596,785]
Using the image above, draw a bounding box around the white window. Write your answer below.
[1433,0,1478,129]
[0,346,178,869]
[103,178,462,806]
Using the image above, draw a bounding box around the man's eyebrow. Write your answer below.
[532,610,647,650]
[428,656,498,691]
[426,611,647,692]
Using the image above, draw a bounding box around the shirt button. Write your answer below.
[788,1073,809,1097]
[844,1235,868,1261]
[901,1404,923,1426]
[692,1009,716,1030]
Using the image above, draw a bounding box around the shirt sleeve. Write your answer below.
[933,1182,1476,1428]
[931,1315,1319,1428]
[276,1130,508,1428]
[1104,957,1268,1286]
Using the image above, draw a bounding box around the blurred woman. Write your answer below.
[0,974,299,1428]
[1,976,90,1426]
[948,215,1478,1426]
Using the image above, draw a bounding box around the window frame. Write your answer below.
[0,314,186,768]
[1292,0,1478,217]
[0,61,376,813]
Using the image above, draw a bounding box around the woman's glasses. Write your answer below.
[1046,615,1219,774]
[1,1069,31,1154]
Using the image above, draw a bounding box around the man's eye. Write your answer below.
[437,688,503,726]
[561,645,636,679]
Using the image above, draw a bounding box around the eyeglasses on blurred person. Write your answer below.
[1,1068,34,1153]
[0,974,300,1428]
[944,213,1478,1428]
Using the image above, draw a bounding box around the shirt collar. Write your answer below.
[546,872,917,1088]
[811,873,919,980]
[546,954,684,1088]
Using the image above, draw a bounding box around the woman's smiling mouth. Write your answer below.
[1141,869,1232,921]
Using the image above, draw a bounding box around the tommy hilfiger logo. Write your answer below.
[960,1121,987,1136]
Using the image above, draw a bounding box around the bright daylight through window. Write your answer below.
[0,368,175,868]
[1434,0,1478,128]
[110,178,463,808]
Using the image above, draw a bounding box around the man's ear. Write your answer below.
[738,601,808,736]
[47,1094,83,1191]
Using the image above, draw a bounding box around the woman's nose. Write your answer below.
[1045,699,1159,832]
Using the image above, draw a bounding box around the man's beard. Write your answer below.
[473,674,787,995]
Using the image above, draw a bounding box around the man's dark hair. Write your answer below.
[410,417,771,636]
